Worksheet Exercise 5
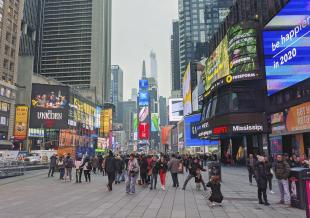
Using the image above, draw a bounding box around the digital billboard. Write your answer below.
[151,113,159,132]
[263,0,310,96]
[30,84,69,129]
[138,123,150,140]
[138,106,149,123]
[139,79,148,90]
[204,22,259,96]
[138,90,149,106]
[182,64,192,116]
[100,108,112,137]
[169,98,184,122]
[14,105,29,141]
[184,114,218,147]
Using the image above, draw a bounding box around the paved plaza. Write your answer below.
[0,167,306,218]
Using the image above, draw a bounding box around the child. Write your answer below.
[195,169,202,191]
[207,175,223,207]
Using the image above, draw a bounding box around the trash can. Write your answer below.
[208,161,221,181]
[289,167,310,209]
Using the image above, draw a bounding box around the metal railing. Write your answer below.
[0,160,25,179]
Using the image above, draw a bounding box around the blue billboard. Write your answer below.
[184,114,218,147]
[138,91,149,106]
[263,0,310,96]
[139,80,148,90]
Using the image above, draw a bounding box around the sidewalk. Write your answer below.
[0,167,306,218]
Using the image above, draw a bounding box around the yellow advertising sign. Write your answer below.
[14,106,29,141]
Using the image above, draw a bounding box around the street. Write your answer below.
[0,167,305,218]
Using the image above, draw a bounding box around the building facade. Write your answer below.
[149,50,157,82]
[170,20,180,94]
[111,65,123,122]
[0,0,24,140]
[37,0,111,104]
[159,96,167,126]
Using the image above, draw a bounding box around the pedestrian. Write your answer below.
[80,156,92,182]
[168,154,180,188]
[158,156,168,190]
[184,155,189,173]
[57,156,65,180]
[182,157,207,191]
[264,156,274,194]
[150,155,159,190]
[126,153,139,194]
[246,154,256,185]
[102,154,107,176]
[195,169,203,191]
[98,154,104,173]
[92,155,99,174]
[254,155,270,206]
[115,155,125,184]
[274,154,291,206]
[206,176,223,207]
[48,154,57,177]
[75,155,83,183]
[64,153,74,182]
[140,155,148,187]
[105,150,116,191]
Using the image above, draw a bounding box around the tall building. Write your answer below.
[0,0,24,139]
[37,0,112,104]
[118,101,137,142]
[178,0,208,75]
[170,20,180,94]
[111,65,123,123]
[141,60,146,79]
[131,88,137,102]
[159,96,168,126]
[149,51,157,82]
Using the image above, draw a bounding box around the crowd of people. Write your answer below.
[47,151,223,207]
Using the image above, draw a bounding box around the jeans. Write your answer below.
[84,170,91,182]
[65,168,72,181]
[48,166,55,177]
[75,169,82,183]
[278,179,290,204]
[171,173,179,187]
[140,172,147,185]
[107,172,115,190]
[126,174,137,193]
[116,171,124,183]
[150,173,158,189]
[258,188,268,203]
[183,174,207,190]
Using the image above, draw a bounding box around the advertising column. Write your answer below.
[138,80,150,141]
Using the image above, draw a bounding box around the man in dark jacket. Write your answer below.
[48,154,57,177]
[182,157,206,190]
[105,150,116,191]
[64,153,74,182]
[168,154,180,187]
[254,156,270,206]
[274,154,291,205]
[115,155,125,184]
[247,154,256,185]
[150,155,159,190]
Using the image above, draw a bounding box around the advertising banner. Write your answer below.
[286,102,310,132]
[139,79,148,90]
[182,64,192,116]
[139,106,149,123]
[161,125,173,145]
[138,90,149,106]
[102,109,112,136]
[30,84,69,129]
[151,113,159,132]
[169,98,184,122]
[138,123,150,140]
[263,0,310,96]
[14,105,29,141]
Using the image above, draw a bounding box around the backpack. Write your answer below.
[65,158,74,168]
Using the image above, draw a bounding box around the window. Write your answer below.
[0,12,2,22]
[3,59,8,69]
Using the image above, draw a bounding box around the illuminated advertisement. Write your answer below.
[205,22,259,96]
[100,109,112,137]
[138,91,149,106]
[72,97,95,130]
[138,123,150,139]
[151,113,159,132]
[139,106,149,123]
[30,84,69,129]
[133,113,138,133]
[263,0,310,96]
[182,64,192,116]
[94,107,101,128]
[14,105,29,141]
[169,98,183,122]
[139,79,148,90]
[161,125,173,145]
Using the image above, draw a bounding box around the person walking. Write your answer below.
[115,155,125,184]
[105,150,116,191]
[158,156,168,190]
[168,154,180,188]
[182,157,207,191]
[247,154,256,185]
[48,154,57,177]
[80,156,92,183]
[254,155,270,206]
[57,156,65,180]
[150,155,159,190]
[126,154,139,194]
[265,156,274,194]
[92,155,99,174]
[274,154,291,206]
[75,155,83,183]
[64,153,74,182]
[140,155,148,187]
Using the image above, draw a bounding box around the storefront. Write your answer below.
[270,101,310,157]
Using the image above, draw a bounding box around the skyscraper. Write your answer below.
[149,51,158,82]
[111,65,123,122]
[37,0,112,104]
[159,96,168,126]
[142,60,146,79]
[170,20,180,94]
[131,88,138,102]
[178,0,209,75]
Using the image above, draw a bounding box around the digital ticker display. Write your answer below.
[263,0,310,96]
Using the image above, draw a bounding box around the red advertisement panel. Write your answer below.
[138,123,150,140]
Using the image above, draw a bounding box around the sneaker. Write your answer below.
[270,190,275,194]
[162,186,165,191]
[264,202,270,206]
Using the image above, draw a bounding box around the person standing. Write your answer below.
[168,154,180,188]
[254,156,270,206]
[57,156,65,180]
[247,154,256,185]
[140,155,148,187]
[126,154,139,194]
[158,156,168,190]
[64,153,74,182]
[80,156,92,183]
[115,155,125,184]
[265,156,274,194]
[150,155,159,190]
[182,157,206,191]
[48,154,57,177]
[105,150,116,191]
[92,155,99,174]
[274,154,291,206]
[75,156,83,183]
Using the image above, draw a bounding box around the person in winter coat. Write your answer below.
[92,156,99,174]
[182,157,206,191]
[254,156,270,206]
[64,153,74,182]
[150,155,159,190]
[158,156,168,190]
[75,155,83,183]
[80,156,92,182]
[105,150,116,191]
[48,154,57,177]
[140,156,149,187]
[207,176,223,207]
[168,154,180,187]
[247,154,256,185]
[274,154,291,205]
[126,153,139,194]
[57,156,65,180]
[264,156,274,194]
[115,155,125,184]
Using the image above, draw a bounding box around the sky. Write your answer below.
[112,0,178,100]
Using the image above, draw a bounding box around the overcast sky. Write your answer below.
[112,0,178,100]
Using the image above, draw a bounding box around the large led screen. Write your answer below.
[182,64,192,116]
[138,91,149,106]
[169,98,184,122]
[151,113,159,132]
[263,0,310,96]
